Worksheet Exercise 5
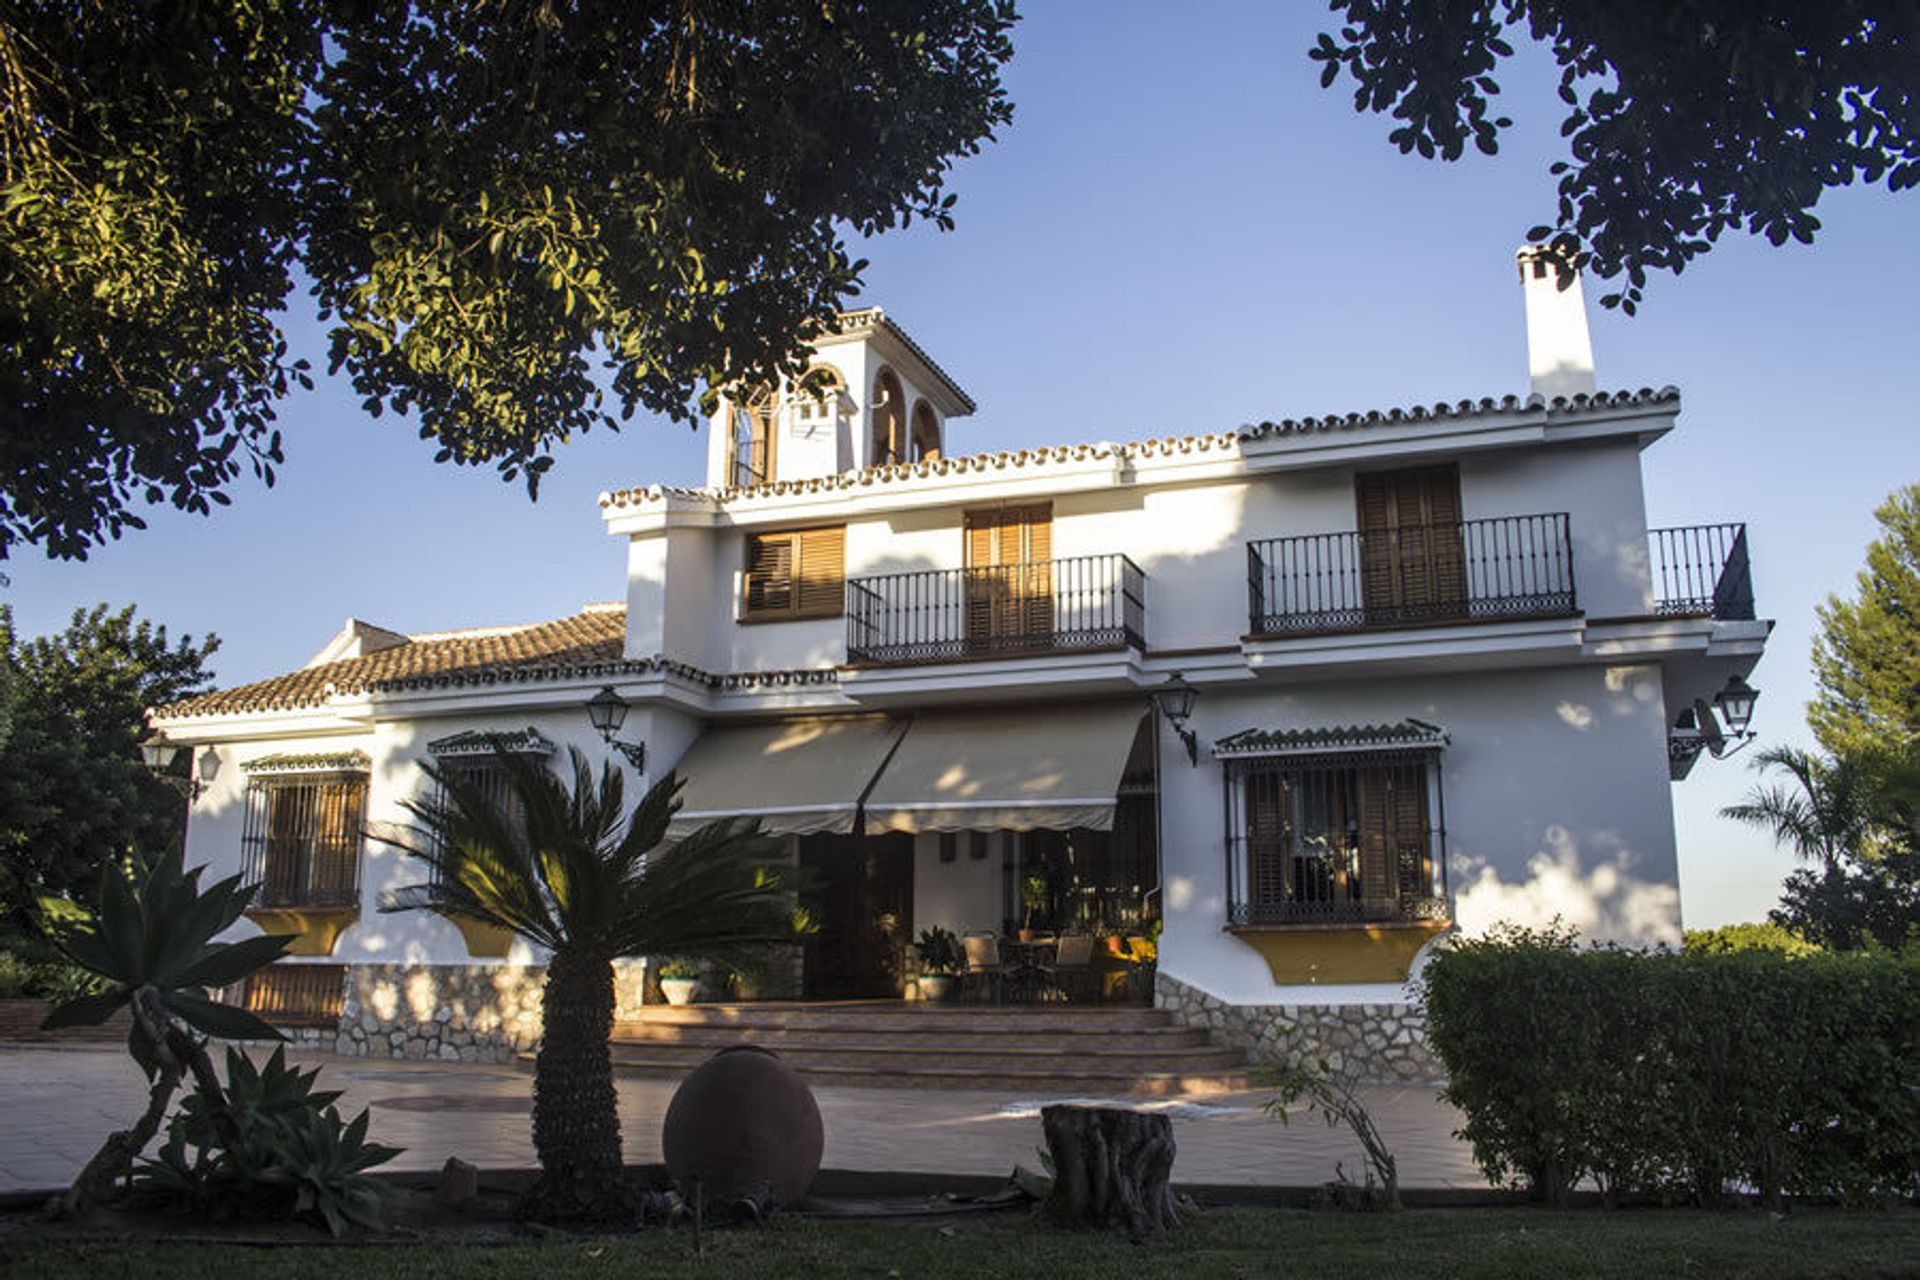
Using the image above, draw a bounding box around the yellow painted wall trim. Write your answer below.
[1228,922,1450,985]
[244,908,357,957]
[444,913,515,959]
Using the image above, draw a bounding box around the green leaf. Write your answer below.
[177,932,296,990]
[41,989,129,1030]
[163,991,287,1042]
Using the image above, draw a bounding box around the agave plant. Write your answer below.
[379,745,797,1222]
[135,1046,399,1235]
[40,849,294,1215]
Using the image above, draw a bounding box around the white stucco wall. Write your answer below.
[184,704,689,969]
[629,430,1658,671]
[911,831,1004,939]
[1154,661,1681,1006]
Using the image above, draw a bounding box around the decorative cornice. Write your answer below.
[834,307,976,414]
[425,728,557,758]
[597,386,1679,512]
[1212,719,1450,760]
[242,750,372,775]
[1236,386,1679,442]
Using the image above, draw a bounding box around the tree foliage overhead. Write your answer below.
[0,1,1018,561]
[0,603,219,942]
[1312,2,1919,313]
[1810,483,1920,761]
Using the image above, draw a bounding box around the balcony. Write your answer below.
[1649,523,1754,620]
[846,553,1145,666]
[1247,513,1577,636]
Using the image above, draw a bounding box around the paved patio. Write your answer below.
[0,1043,1485,1196]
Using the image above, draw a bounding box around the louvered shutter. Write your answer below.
[745,534,796,615]
[797,526,846,617]
[1356,768,1394,903]
[1357,472,1395,615]
[1245,770,1291,908]
[1423,467,1467,611]
[1017,506,1054,641]
[964,511,998,647]
[1391,765,1432,904]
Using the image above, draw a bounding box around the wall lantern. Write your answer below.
[1712,675,1759,738]
[140,730,215,800]
[1151,671,1200,766]
[587,686,647,770]
[1691,674,1760,760]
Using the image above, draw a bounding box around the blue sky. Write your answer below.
[8,4,1916,928]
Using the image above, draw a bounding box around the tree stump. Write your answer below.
[1040,1105,1181,1239]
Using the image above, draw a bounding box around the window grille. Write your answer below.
[1224,750,1448,926]
[239,773,366,909]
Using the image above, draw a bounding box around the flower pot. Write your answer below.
[660,977,699,1007]
[918,973,956,1003]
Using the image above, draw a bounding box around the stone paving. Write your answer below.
[0,1044,1486,1197]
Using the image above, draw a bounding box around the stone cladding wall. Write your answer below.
[1155,972,1444,1084]
[331,964,548,1063]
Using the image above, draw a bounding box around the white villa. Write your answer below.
[149,251,1768,1082]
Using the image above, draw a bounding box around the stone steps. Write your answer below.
[598,1000,1251,1094]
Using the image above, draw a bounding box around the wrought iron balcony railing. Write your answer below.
[846,553,1145,666]
[1247,513,1576,635]
[1649,523,1754,620]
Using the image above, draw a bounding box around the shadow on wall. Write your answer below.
[1452,830,1681,948]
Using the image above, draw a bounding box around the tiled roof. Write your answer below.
[156,608,630,720]
[598,386,1679,511]
[1212,719,1450,759]
[154,605,846,722]
[834,308,976,414]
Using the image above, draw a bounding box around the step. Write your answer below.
[606,1041,1247,1074]
[622,1003,1176,1033]
[610,1024,1210,1053]
[595,1054,1254,1097]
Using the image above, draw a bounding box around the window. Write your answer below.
[236,964,346,1027]
[870,368,905,466]
[964,504,1053,648]
[1224,749,1446,926]
[742,525,846,621]
[729,386,778,487]
[911,400,941,462]
[422,729,556,875]
[796,367,845,424]
[240,765,368,909]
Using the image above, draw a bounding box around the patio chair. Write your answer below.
[1045,933,1098,1004]
[960,932,1005,1005]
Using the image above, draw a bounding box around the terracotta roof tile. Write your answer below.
[156,608,628,720]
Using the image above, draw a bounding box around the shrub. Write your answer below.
[134,1046,398,1235]
[1683,922,1821,957]
[1421,926,1920,1207]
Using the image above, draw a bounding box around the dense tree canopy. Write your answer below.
[1313,2,1919,313]
[0,1,1017,560]
[0,604,219,945]
[1810,483,1920,761]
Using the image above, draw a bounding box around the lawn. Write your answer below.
[5,1207,1919,1279]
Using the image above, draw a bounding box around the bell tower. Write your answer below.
[704,308,975,488]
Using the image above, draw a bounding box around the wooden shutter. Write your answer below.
[796,526,845,617]
[744,533,795,616]
[1016,507,1054,639]
[1356,465,1464,619]
[1356,769,1394,903]
[1245,770,1290,908]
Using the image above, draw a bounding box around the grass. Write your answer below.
[5,1207,1919,1279]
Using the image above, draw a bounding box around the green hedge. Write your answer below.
[1420,926,1920,1207]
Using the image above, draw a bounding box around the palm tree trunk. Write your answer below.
[524,947,630,1221]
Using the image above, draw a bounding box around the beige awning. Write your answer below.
[664,715,907,840]
[863,703,1148,835]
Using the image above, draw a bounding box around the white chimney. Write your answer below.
[1517,245,1597,398]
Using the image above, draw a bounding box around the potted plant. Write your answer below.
[1018,875,1048,943]
[912,927,961,1002]
[657,959,700,1006]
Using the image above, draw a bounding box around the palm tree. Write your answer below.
[380,746,796,1222]
[1720,746,1876,875]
